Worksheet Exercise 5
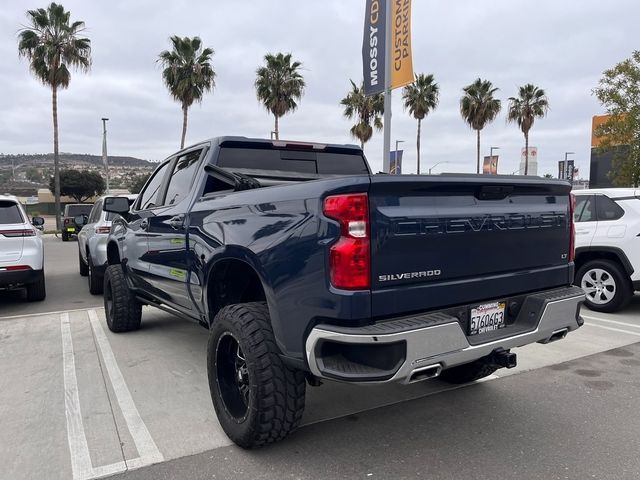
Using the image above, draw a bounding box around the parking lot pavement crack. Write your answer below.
[89,312,129,472]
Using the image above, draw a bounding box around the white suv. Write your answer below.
[573,188,640,312]
[0,194,46,301]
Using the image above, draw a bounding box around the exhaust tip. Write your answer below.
[409,364,442,383]
[548,328,569,343]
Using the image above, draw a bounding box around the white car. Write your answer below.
[77,194,137,294]
[573,188,640,312]
[0,194,46,301]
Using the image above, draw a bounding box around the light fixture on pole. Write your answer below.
[428,161,448,175]
[490,146,500,158]
[101,118,109,193]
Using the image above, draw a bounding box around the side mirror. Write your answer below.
[103,196,130,215]
[74,215,87,226]
[31,216,45,227]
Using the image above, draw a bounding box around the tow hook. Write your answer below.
[488,348,517,369]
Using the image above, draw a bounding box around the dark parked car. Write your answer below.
[102,136,584,448]
[61,203,92,241]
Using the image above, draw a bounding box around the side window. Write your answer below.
[574,195,595,223]
[596,195,625,221]
[163,150,203,206]
[88,201,101,223]
[137,161,171,210]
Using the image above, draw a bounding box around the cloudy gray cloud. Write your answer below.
[0,0,636,177]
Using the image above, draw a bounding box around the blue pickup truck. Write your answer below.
[103,137,585,448]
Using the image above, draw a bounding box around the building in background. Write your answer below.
[519,147,538,175]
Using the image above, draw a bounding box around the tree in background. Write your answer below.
[340,80,384,149]
[159,36,216,149]
[402,73,440,174]
[593,51,640,187]
[18,2,91,229]
[460,78,501,174]
[26,167,43,183]
[127,172,151,194]
[50,169,105,202]
[507,84,549,175]
[255,53,305,140]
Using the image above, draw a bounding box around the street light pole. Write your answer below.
[490,146,500,158]
[428,161,448,174]
[102,118,109,193]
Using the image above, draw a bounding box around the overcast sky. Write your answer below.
[0,0,636,176]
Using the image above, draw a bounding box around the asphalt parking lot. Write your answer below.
[1,236,640,479]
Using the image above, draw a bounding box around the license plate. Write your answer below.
[67,227,75,232]
[469,301,506,335]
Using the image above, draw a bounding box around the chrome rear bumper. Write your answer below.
[305,286,585,384]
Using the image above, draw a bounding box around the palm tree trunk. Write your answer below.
[416,118,421,174]
[360,139,364,150]
[274,115,279,140]
[476,129,481,174]
[52,84,61,231]
[181,103,188,149]
[524,131,529,176]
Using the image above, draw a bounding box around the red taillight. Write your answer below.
[0,265,32,271]
[64,218,70,226]
[0,229,35,237]
[569,193,576,262]
[96,226,111,234]
[323,193,370,290]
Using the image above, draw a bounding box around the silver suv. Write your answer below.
[77,195,136,294]
[0,194,46,301]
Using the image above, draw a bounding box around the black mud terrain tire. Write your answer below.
[207,302,306,449]
[62,231,69,242]
[26,270,46,302]
[575,259,632,313]
[88,254,103,295]
[103,264,141,332]
[79,250,89,276]
[439,359,497,384]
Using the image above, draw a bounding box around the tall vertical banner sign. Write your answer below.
[483,155,499,175]
[390,0,413,89]
[362,0,386,96]
[566,160,575,182]
[390,150,403,174]
[558,161,566,179]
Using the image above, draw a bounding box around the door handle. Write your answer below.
[169,215,184,230]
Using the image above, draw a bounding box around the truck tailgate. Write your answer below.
[369,175,573,317]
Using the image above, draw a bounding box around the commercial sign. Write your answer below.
[566,160,575,181]
[390,150,403,174]
[482,155,499,175]
[519,147,538,176]
[390,0,413,89]
[362,0,386,96]
[558,160,565,179]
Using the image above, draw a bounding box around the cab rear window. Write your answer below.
[0,200,24,224]
[66,205,92,217]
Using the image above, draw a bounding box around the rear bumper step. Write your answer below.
[305,286,585,384]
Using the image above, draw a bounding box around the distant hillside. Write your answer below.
[0,153,156,168]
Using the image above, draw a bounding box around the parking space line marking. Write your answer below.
[584,322,640,337]
[1,306,101,322]
[582,315,640,330]
[87,309,164,466]
[61,312,94,480]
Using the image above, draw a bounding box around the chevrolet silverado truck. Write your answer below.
[102,137,585,448]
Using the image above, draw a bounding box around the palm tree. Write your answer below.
[255,53,305,140]
[159,36,216,149]
[340,80,384,149]
[402,73,439,174]
[507,84,549,175]
[460,79,501,174]
[17,3,91,230]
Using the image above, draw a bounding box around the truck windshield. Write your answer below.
[217,147,369,175]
